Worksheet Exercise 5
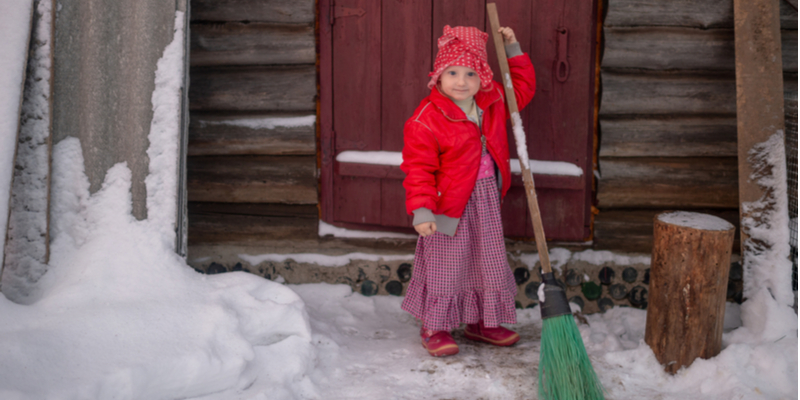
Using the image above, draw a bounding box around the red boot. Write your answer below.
[420,327,459,357]
[464,321,520,346]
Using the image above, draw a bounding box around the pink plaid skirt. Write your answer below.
[401,174,517,331]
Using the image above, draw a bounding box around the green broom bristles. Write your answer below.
[538,313,605,400]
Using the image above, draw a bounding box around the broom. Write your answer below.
[486,4,605,400]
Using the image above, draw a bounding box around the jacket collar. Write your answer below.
[429,84,503,121]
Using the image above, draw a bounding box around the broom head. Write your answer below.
[538,272,605,400]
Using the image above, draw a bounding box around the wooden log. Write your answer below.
[189,65,316,111]
[191,0,314,24]
[605,0,734,28]
[187,155,317,204]
[603,27,735,71]
[593,209,740,253]
[603,27,796,72]
[188,113,316,156]
[188,203,319,244]
[781,29,798,72]
[599,117,738,157]
[597,157,739,208]
[600,71,736,116]
[645,211,735,374]
[190,22,315,66]
[605,0,797,29]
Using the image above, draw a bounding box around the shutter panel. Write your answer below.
[321,0,596,241]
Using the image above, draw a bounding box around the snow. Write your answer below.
[200,115,316,130]
[511,159,583,176]
[335,150,582,177]
[658,211,734,231]
[0,0,34,264]
[2,0,51,303]
[335,151,404,166]
[145,10,186,244]
[319,220,417,239]
[504,72,512,89]
[740,131,794,309]
[510,112,529,168]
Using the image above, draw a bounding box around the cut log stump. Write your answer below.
[645,211,735,374]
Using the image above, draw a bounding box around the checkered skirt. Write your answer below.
[401,173,517,331]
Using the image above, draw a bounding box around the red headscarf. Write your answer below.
[428,25,493,90]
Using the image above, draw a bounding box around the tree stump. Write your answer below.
[645,211,735,374]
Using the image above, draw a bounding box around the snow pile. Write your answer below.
[2,0,51,303]
[0,0,34,262]
[0,138,318,400]
[511,159,583,176]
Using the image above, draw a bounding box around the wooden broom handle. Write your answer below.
[487,3,553,274]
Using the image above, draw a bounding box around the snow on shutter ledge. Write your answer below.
[336,150,583,176]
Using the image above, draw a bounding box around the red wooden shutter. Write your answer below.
[320,0,597,241]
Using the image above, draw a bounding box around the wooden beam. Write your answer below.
[733,0,788,278]
[599,117,737,157]
[187,155,317,204]
[603,27,735,71]
[605,0,797,29]
[189,65,316,111]
[190,22,315,66]
[597,157,739,208]
[600,71,736,115]
[188,113,315,156]
[593,209,740,253]
[191,0,314,24]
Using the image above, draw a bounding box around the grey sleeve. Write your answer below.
[505,42,523,58]
[412,208,436,226]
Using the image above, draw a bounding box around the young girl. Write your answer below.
[400,25,536,357]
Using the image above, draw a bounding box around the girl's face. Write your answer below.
[438,66,481,101]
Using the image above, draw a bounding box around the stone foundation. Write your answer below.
[188,245,743,315]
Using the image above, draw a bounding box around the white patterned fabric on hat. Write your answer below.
[428,25,493,90]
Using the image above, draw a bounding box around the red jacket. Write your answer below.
[401,54,536,218]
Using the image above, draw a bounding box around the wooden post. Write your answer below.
[645,211,735,374]
[733,0,785,256]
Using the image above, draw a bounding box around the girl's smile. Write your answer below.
[438,66,481,101]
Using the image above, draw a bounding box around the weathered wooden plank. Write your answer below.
[603,27,735,70]
[782,29,798,72]
[603,27,795,72]
[599,117,738,157]
[600,71,736,115]
[597,157,739,208]
[605,0,797,29]
[605,0,734,28]
[190,22,314,66]
[187,155,317,204]
[593,209,740,253]
[189,113,316,156]
[191,0,314,24]
[188,205,319,244]
[189,66,316,111]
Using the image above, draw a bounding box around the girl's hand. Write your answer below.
[498,27,517,45]
[414,221,437,237]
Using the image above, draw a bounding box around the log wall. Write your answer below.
[595,0,797,252]
[187,0,318,245]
